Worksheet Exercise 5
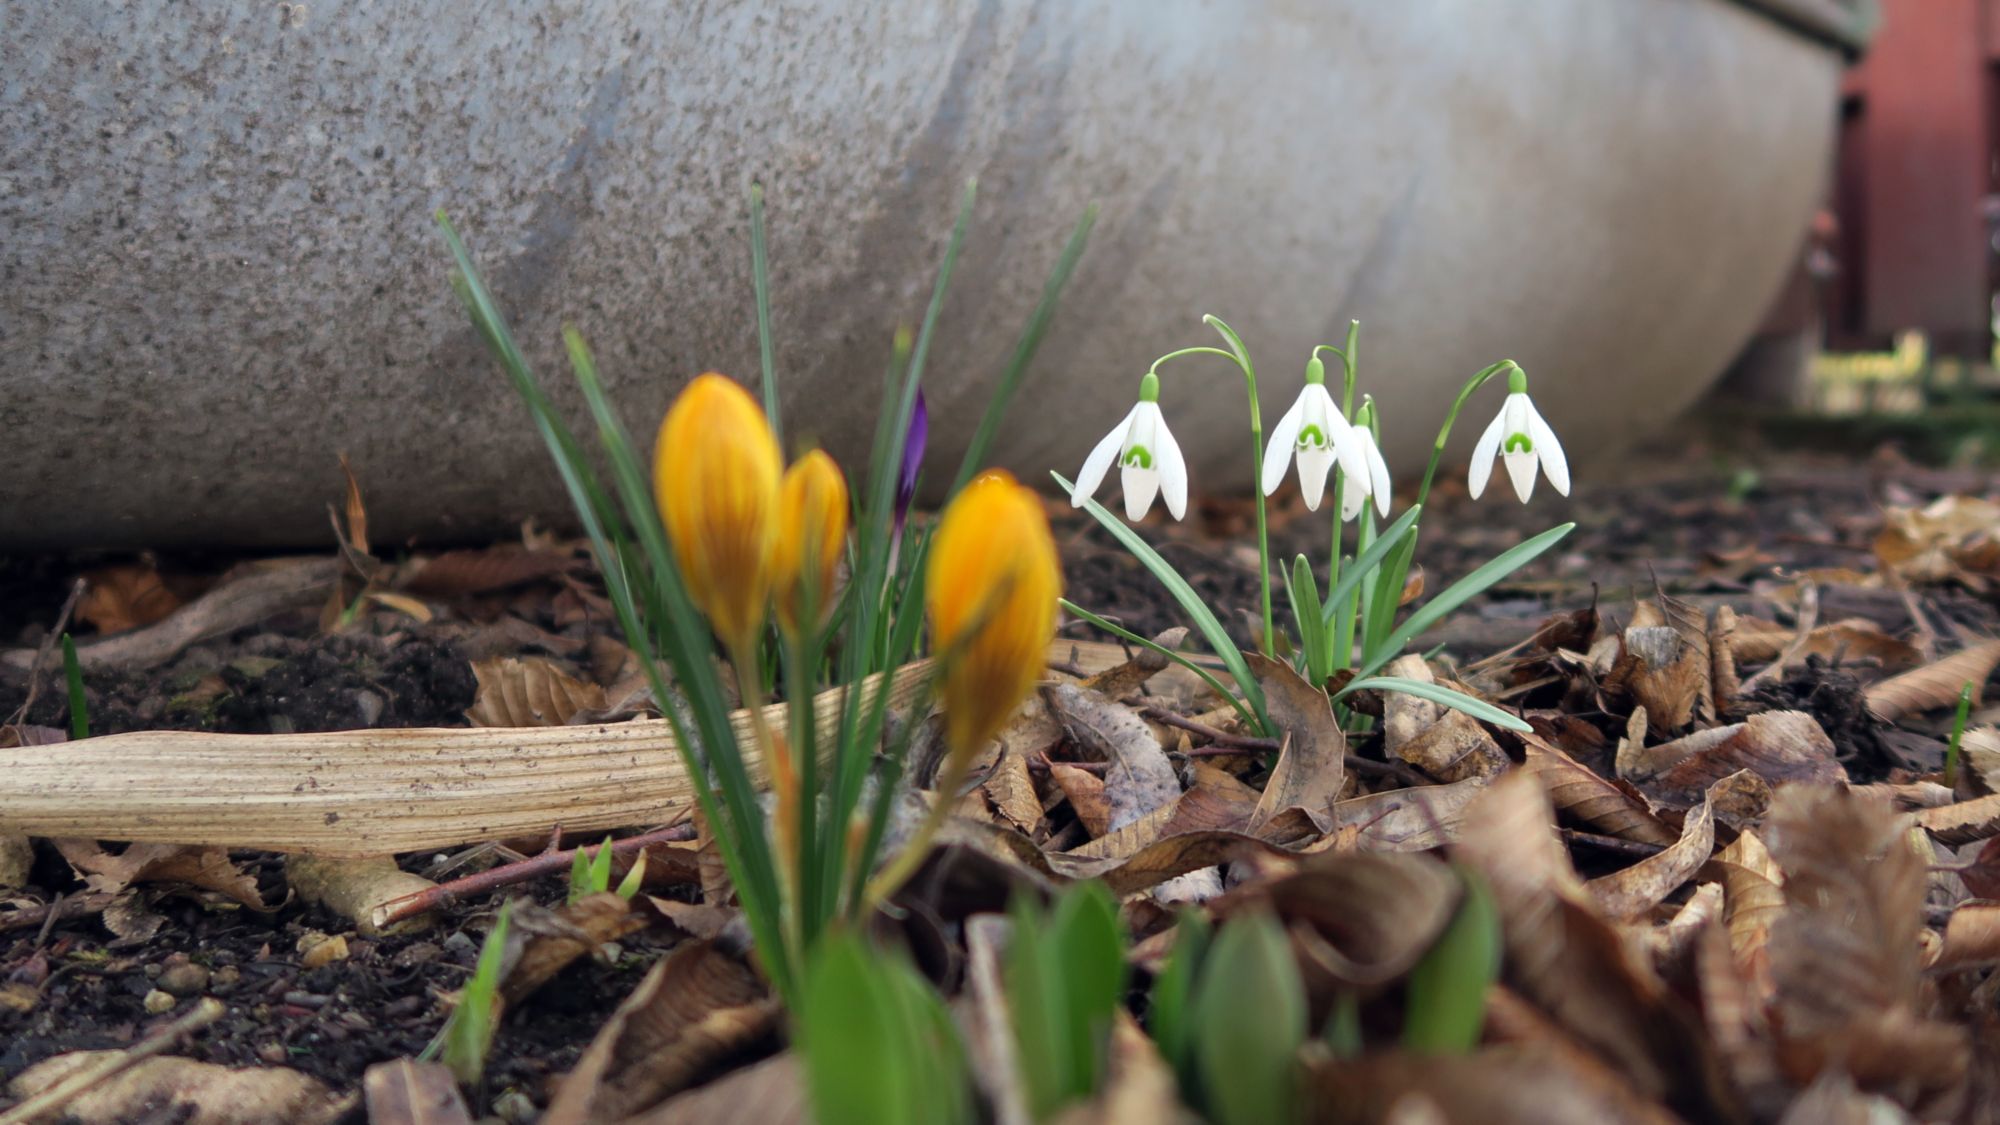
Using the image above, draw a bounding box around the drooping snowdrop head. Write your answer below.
[1261,356,1360,513]
[1338,405,1393,523]
[1467,364,1569,504]
[1069,372,1189,521]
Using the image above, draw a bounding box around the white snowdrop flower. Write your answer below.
[1261,357,1375,516]
[1468,365,1569,503]
[1339,418,1393,522]
[1070,372,1188,521]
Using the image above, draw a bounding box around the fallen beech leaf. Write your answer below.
[76,562,185,635]
[1049,763,1112,837]
[1956,726,2000,792]
[1956,836,2000,900]
[395,544,577,598]
[1929,901,2000,973]
[542,938,778,1125]
[1709,606,1741,714]
[1076,626,1184,700]
[101,893,167,945]
[641,1052,809,1124]
[1245,653,1345,834]
[1520,739,1677,846]
[55,840,266,909]
[1777,1068,1920,1125]
[1764,786,1967,1112]
[1915,793,2000,847]
[1329,776,1488,852]
[1046,683,1180,831]
[1710,830,1786,980]
[1648,711,1846,805]
[1586,782,1718,921]
[1233,851,1460,992]
[1381,655,1506,783]
[1307,1046,1682,1125]
[286,854,435,936]
[1865,640,2000,722]
[502,893,651,1005]
[1455,772,1676,1098]
[9,1052,348,1125]
[981,745,1044,834]
[1608,595,1714,737]
[1873,494,2000,588]
[1050,830,1300,895]
[1643,882,1723,967]
[466,656,608,727]
[363,1059,473,1125]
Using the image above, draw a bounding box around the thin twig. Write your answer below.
[0,997,226,1125]
[1137,705,1278,751]
[1560,827,1666,859]
[373,820,695,929]
[7,578,85,728]
[0,892,117,935]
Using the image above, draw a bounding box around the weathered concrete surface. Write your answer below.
[2,1,1843,548]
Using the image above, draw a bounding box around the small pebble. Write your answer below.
[209,965,242,994]
[142,989,176,1015]
[493,1090,538,1125]
[156,963,210,997]
[257,1041,288,1066]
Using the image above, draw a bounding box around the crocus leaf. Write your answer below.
[1191,911,1305,1125]
[1402,866,1502,1054]
[1336,675,1532,733]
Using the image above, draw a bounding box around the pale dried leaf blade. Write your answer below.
[1046,683,1180,830]
[8,1052,349,1125]
[1866,640,2000,722]
[362,1059,474,1125]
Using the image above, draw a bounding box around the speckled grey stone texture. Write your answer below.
[1,1,1840,547]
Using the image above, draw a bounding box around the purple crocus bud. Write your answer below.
[895,388,928,526]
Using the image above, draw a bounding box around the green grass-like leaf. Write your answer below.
[1147,909,1211,1098]
[1356,522,1575,680]
[1336,675,1531,733]
[1052,472,1270,733]
[61,634,87,741]
[748,181,781,442]
[1059,599,1260,734]
[436,900,513,1087]
[1008,884,1126,1119]
[801,931,972,1125]
[1402,866,1502,1054]
[1190,910,1305,1125]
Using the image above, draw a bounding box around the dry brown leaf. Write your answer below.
[1648,711,1846,806]
[1236,851,1459,992]
[1915,793,2000,847]
[1520,738,1677,847]
[1710,829,1786,982]
[542,938,777,1125]
[362,1059,473,1125]
[1329,776,1489,852]
[76,562,184,635]
[9,1052,348,1125]
[1929,901,2000,973]
[1049,763,1112,837]
[1764,786,1967,1113]
[466,656,608,727]
[1873,495,2000,588]
[1245,653,1346,834]
[1307,1045,1683,1125]
[1643,881,1724,967]
[0,834,30,889]
[55,840,266,909]
[286,854,435,936]
[1710,606,1742,714]
[1075,626,1184,700]
[633,1051,809,1125]
[1049,829,1299,895]
[1046,683,1181,831]
[1381,655,1507,782]
[1608,594,1715,737]
[1455,772,1679,1099]
[502,893,652,1005]
[1586,782,1718,921]
[395,544,576,598]
[1866,640,2000,722]
[980,745,1044,834]
[1776,1069,1919,1125]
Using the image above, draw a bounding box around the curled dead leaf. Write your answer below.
[55,840,266,910]
[1381,656,1507,783]
[1647,711,1846,806]
[1586,782,1718,922]
[1244,653,1346,835]
[1865,640,2000,722]
[466,656,609,727]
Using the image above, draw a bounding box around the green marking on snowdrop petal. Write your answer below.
[1123,444,1153,468]
[1297,423,1326,448]
[1504,433,1532,453]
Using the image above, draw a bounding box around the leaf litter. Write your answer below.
[8,457,2000,1118]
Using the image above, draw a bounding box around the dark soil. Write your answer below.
[2,430,1997,1110]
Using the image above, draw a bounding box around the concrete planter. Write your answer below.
[2,0,1856,547]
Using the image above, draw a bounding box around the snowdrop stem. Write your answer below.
[1415,360,1517,510]
[1318,322,1362,637]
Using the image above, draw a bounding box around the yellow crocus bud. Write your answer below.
[925,470,1062,757]
[770,449,850,636]
[653,373,782,645]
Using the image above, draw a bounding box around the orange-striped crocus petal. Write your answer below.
[770,449,850,636]
[653,374,782,644]
[925,470,1062,757]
